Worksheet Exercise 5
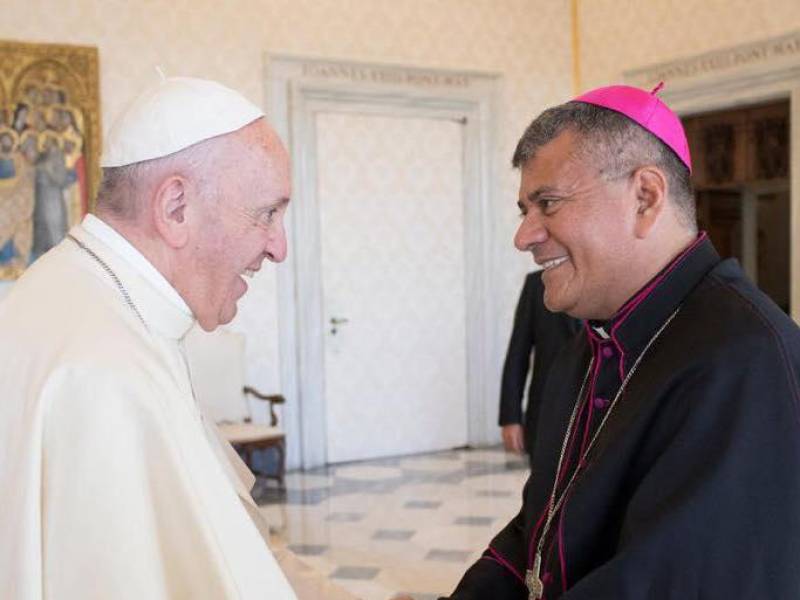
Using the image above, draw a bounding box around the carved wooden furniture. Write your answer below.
[185,328,286,487]
[218,388,286,487]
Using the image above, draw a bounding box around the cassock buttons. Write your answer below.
[602,345,614,358]
[593,397,610,410]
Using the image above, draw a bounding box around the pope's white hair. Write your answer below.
[94,135,225,221]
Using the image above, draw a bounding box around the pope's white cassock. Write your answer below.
[0,215,329,599]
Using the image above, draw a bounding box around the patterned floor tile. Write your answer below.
[287,543,328,556]
[425,549,473,563]
[330,565,381,580]
[336,579,396,600]
[372,528,415,540]
[334,465,404,481]
[404,499,442,509]
[269,446,528,598]
[474,489,514,498]
[326,511,366,523]
[454,516,494,526]
[400,456,466,472]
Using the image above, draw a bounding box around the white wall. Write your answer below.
[0,0,573,447]
[6,0,797,457]
[579,0,800,90]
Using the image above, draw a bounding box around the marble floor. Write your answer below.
[256,447,529,600]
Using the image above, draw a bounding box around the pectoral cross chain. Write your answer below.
[525,552,543,600]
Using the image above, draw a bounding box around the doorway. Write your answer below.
[268,57,499,469]
[317,112,468,463]
[683,100,791,313]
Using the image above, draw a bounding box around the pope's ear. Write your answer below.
[152,175,189,248]
[632,165,667,239]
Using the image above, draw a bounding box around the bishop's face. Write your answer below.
[189,120,291,331]
[514,129,638,320]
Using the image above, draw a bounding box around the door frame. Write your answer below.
[624,30,800,320]
[267,56,500,469]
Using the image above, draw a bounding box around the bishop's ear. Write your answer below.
[632,165,668,239]
[152,175,190,248]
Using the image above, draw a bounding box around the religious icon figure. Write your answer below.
[0,126,34,272]
[0,39,99,279]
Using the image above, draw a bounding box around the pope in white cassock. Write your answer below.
[0,77,353,599]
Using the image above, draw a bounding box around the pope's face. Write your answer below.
[189,120,291,331]
[514,129,637,320]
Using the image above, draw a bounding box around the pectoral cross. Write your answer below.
[525,552,543,600]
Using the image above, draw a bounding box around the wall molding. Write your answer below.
[625,30,800,96]
[625,32,800,321]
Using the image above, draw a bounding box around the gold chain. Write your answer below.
[529,306,681,597]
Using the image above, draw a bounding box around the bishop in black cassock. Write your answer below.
[439,84,800,599]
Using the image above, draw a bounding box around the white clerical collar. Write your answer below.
[81,214,192,317]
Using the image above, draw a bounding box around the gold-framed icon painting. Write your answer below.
[0,40,100,280]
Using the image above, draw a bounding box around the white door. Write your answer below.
[316,112,468,464]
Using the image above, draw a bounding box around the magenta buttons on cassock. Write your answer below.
[593,397,610,410]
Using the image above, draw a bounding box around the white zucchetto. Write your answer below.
[101,76,264,168]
